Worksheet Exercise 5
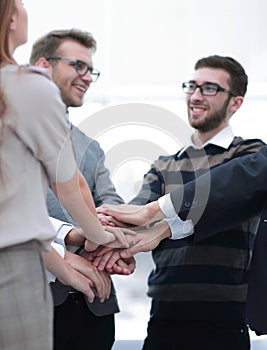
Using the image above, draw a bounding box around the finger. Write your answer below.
[78,275,96,303]
[119,247,137,259]
[116,258,130,270]
[92,256,102,267]
[99,218,116,227]
[95,273,111,301]
[117,257,136,274]
[115,260,131,275]
[90,268,111,299]
[92,278,106,301]
[105,251,123,270]
[85,288,95,303]
[96,204,115,214]
[97,251,114,271]
[106,263,123,274]
[85,252,95,261]
[123,228,137,236]
[97,213,114,226]
[92,246,113,257]
[87,278,94,287]
[105,227,129,248]
[99,217,110,226]
[107,221,116,227]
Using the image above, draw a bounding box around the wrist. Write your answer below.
[65,228,86,246]
[157,220,171,239]
[147,201,165,224]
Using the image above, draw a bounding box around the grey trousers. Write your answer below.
[0,240,53,350]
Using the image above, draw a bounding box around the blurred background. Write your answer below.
[16,0,267,346]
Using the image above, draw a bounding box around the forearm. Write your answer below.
[43,247,95,302]
[42,248,73,285]
[52,170,115,245]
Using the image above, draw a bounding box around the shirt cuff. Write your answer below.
[164,216,194,240]
[55,224,74,249]
[158,193,176,218]
[49,217,74,249]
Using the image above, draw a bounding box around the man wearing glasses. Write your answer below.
[123,55,265,350]
[29,29,126,350]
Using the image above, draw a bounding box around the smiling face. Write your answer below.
[48,39,94,107]
[186,67,233,132]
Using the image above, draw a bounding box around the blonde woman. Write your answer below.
[0,1,132,349]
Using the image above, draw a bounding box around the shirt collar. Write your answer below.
[178,125,235,157]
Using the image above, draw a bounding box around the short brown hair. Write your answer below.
[195,55,248,97]
[30,28,97,65]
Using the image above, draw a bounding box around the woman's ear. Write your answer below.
[9,14,17,31]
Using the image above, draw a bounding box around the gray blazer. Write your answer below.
[48,124,124,316]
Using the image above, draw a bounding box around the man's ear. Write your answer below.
[34,57,50,68]
[228,96,243,115]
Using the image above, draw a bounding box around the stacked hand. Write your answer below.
[88,203,171,273]
[65,203,170,279]
[64,223,137,277]
[66,222,137,252]
[64,250,111,303]
[97,202,165,227]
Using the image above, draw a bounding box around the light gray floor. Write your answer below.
[251,337,267,350]
[112,340,142,350]
[112,338,267,350]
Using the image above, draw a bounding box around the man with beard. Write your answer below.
[123,55,265,350]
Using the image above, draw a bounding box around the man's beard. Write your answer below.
[189,97,231,132]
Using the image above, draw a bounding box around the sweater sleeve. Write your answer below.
[171,146,267,241]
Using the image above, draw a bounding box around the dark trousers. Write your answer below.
[142,318,250,350]
[53,292,115,350]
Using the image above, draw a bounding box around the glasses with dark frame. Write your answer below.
[182,82,236,97]
[46,57,100,82]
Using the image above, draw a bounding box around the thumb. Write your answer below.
[120,248,135,259]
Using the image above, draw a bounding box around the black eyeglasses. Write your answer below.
[46,57,100,82]
[182,82,236,97]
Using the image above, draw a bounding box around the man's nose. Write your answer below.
[82,71,93,83]
[190,86,204,100]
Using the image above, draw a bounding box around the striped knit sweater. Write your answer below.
[130,136,265,321]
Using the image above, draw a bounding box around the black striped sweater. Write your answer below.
[130,136,265,321]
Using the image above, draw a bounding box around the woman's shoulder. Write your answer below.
[2,64,64,111]
[2,63,49,77]
[19,64,52,82]
[2,64,54,89]
[5,64,60,99]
